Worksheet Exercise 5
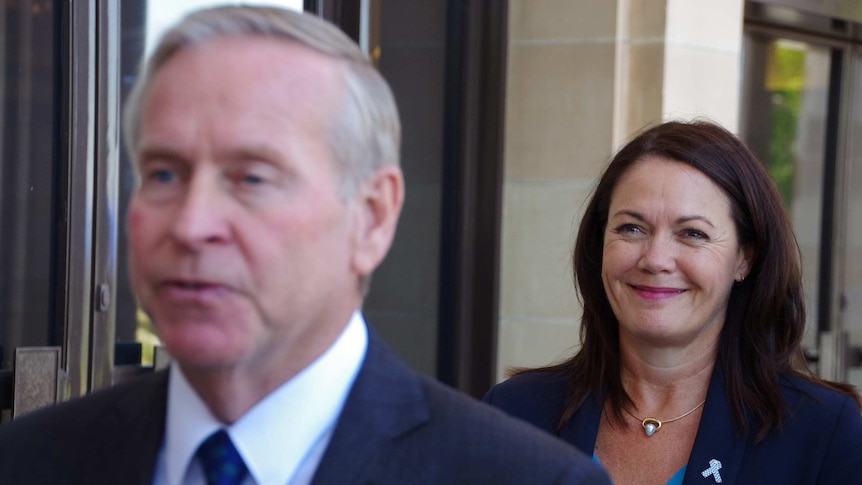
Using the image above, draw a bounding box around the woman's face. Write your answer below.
[601,157,751,349]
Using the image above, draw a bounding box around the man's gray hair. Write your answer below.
[123,5,401,195]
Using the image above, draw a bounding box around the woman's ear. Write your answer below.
[350,165,404,278]
[735,244,755,282]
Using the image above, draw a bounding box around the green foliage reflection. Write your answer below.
[768,45,804,210]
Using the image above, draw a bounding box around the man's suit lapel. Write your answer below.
[683,368,748,485]
[311,331,430,484]
[84,370,169,484]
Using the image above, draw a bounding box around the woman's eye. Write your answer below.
[614,224,643,235]
[682,229,708,240]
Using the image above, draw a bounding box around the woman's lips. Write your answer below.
[630,284,686,300]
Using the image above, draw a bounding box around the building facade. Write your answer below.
[1,0,861,426]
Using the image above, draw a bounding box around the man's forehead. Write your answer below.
[135,35,346,162]
[143,36,346,113]
[163,35,341,76]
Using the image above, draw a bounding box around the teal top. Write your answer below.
[593,454,686,485]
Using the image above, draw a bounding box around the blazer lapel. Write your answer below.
[85,370,169,485]
[683,368,748,485]
[557,370,749,485]
[311,331,430,484]
[560,392,603,456]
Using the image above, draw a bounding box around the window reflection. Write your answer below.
[740,32,831,357]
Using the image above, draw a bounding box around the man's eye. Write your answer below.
[232,165,278,187]
[153,170,175,182]
[241,174,265,185]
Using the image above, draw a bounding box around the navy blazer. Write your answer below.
[485,368,862,484]
[0,332,610,484]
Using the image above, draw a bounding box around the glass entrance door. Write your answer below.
[0,0,96,420]
[739,29,835,372]
[0,0,64,376]
[740,19,862,389]
[840,46,862,388]
[0,0,66,420]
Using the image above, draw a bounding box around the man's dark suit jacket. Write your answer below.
[485,367,862,484]
[0,332,610,484]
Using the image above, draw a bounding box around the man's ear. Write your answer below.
[350,165,404,277]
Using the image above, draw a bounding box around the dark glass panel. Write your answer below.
[0,0,62,370]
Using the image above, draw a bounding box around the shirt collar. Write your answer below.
[163,311,368,485]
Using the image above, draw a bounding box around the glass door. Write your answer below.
[839,46,862,388]
[0,0,97,420]
[0,0,64,420]
[740,11,862,388]
[739,29,836,372]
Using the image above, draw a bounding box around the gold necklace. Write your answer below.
[623,399,706,437]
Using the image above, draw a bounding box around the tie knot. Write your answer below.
[196,430,249,485]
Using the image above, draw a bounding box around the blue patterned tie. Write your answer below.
[196,429,249,485]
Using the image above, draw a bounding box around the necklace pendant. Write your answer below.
[643,418,661,437]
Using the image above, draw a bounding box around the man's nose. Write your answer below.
[637,236,676,274]
[170,175,230,249]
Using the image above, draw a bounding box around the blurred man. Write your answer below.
[0,6,608,484]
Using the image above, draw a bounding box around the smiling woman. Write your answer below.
[602,157,750,350]
[485,120,862,485]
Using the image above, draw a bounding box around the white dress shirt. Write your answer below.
[152,312,368,485]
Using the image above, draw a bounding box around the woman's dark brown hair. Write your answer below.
[529,120,860,442]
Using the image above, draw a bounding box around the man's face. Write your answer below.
[127,37,365,374]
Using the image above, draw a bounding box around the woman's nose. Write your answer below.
[637,236,676,274]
